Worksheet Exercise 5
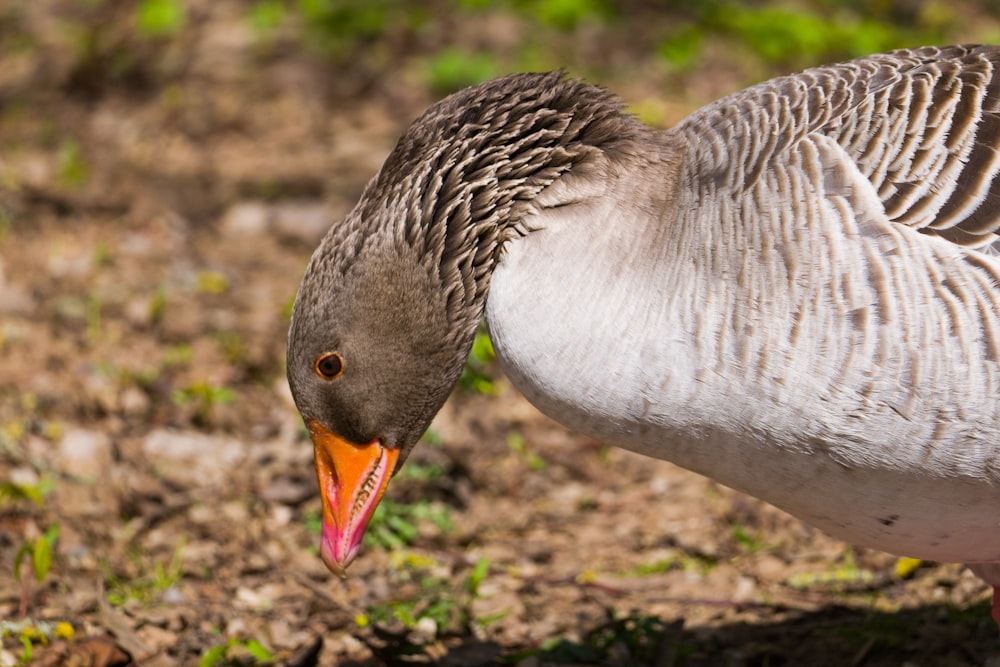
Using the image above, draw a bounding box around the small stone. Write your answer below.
[755,554,789,582]
[180,541,220,574]
[57,428,113,479]
[734,575,756,602]
[120,386,150,416]
[136,623,178,652]
[0,322,26,344]
[267,620,312,650]
[271,201,331,244]
[188,505,215,525]
[408,616,438,644]
[84,372,120,414]
[549,482,585,506]
[47,247,91,279]
[471,590,521,621]
[0,281,34,316]
[261,476,314,505]
[243,553,271,574]
[9,466,39,488]
[236,587,268,609]
[337,633,366,656]
[274,377,297,411]
[270,504,293,526]
[142,429,247,487]
[221,201,269,237]
[235,584,283,610]
[225,617,250,636]
[649,475,670,494]
[160,586,186,604]
[124,295,154,327]
[119,232,155,257]
[220,500,250,523]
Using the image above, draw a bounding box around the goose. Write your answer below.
[286,45,1000,629]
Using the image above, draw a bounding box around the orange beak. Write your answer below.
[308,419,399,577]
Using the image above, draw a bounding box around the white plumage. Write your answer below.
[488,45,1000,609]
[288,45,1000,627]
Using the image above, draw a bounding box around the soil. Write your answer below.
[1,2,999,666]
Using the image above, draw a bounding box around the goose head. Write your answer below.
[287,243,466,575]
[287,72,642,575]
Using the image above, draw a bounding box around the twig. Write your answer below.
[95,579,167,666]
[290,571,355,623]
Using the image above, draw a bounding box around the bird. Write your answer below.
[286,45,1000,629]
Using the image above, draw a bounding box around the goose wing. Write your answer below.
[674,45,1000,251]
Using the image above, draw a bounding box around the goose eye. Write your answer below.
[314,352,344,380]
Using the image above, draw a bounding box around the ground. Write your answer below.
[2,2,1000,666]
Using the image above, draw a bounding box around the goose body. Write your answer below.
[287,45,1000,624]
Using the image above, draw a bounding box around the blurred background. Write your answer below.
[2,1,1000,665]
